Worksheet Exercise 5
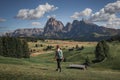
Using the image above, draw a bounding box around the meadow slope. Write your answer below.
[0,40,120,80]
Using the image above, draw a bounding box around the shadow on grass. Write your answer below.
[66,67,86,70]
[30,66,48,70]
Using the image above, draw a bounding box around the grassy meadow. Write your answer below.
[0,40,120,80]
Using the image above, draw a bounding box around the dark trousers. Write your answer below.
[56,59,62,71]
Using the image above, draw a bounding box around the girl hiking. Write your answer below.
[55,45,64,72]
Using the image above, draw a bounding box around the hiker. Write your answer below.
[55,45,64,72]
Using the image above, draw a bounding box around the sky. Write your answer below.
[0,0,120,33]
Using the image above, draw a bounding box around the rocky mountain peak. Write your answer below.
[47,17,56,22]
[44,17,64,33]
[43,17,64,38]
[64,22,72,32]
[72,20,80,26]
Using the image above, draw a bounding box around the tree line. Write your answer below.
[0,36,30,58]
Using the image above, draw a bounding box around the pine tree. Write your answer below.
[95,40,110,62]
[2,37,8,57]
[0,37,30,58]
[22,40,30,58]
[0,37,3,55]
[95,42,105,61]
[101,40,110,58]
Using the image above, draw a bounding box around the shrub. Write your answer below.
[84,56,90,66]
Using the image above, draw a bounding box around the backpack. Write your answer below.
[57,50,63,59]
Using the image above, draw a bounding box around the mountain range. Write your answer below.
[10,28,43,37]
[9,17,120,41]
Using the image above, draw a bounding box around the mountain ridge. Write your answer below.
[10,28,43,37]
[8,17,120,41]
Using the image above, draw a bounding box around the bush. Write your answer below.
[40,44,43,47]
[47,45,53,50]
[35,44,39,47]
[0,36,30,58]
[94,40,110,62]
[83,56,90,66]
[75,45,79,49]
[0,37,3,56]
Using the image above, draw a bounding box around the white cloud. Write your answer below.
[88,0,120,28]
[105,18,120,28]
[89,9,117,22]
[71,12,80,19]
[0,18,6,22]
[71,1,120,28]
[71,8,92,19]
[31,22,41,26]
[16,3,58,20]
[104,1,120,14]
[47,14,56,18]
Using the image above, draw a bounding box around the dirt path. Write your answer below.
[30,51,54,57]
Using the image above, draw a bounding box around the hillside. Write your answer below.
[92,41,120,70]
[0,40,120,80]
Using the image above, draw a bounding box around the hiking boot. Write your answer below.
[56,69,58,71]
[59,68,61,72]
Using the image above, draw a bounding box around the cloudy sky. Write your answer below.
[0,0,120,33]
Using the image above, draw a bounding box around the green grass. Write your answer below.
[0,64,120,80]
[63,46,95,63]
[0,55,120,80]
[0,41,120,80]
[92,41,120,70]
